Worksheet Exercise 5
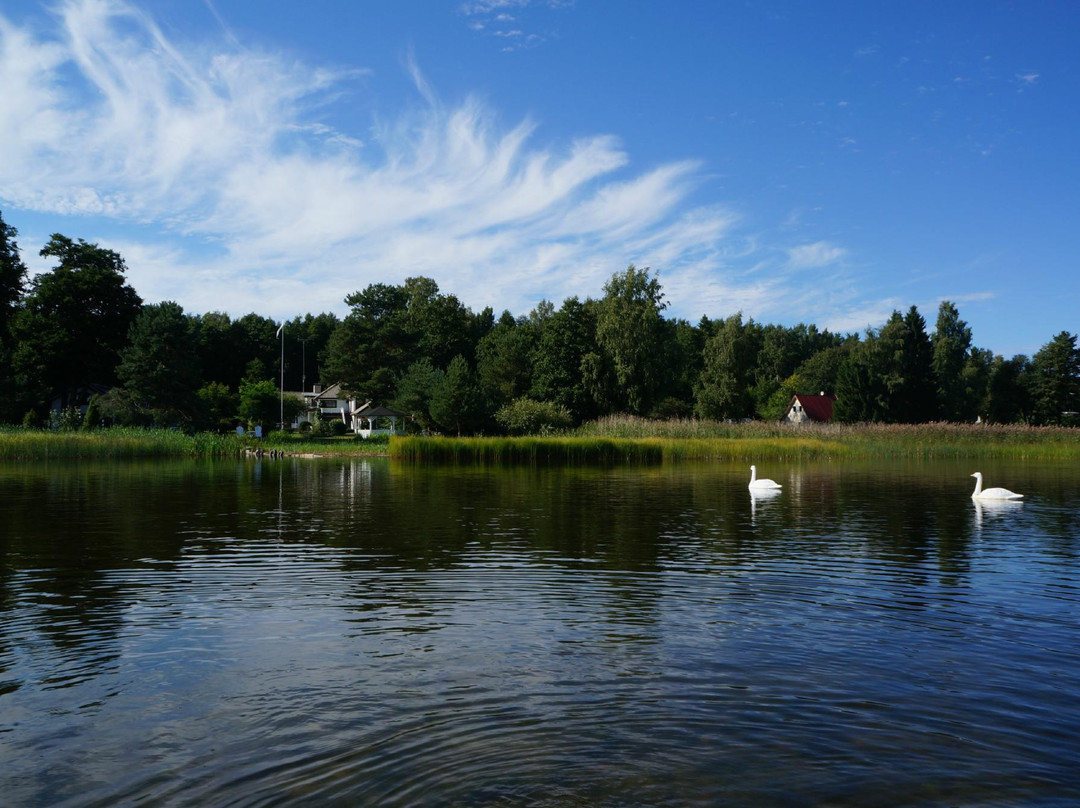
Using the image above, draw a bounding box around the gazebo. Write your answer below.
[353,404,406,438]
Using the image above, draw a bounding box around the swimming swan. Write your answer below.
[970,472,1023,500]
[749,465,782,490]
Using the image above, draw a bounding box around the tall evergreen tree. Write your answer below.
[429,355,483,436]
[895,305,936,422]
[1030,332,1080,424]
[931,301,973,421]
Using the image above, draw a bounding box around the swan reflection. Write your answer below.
[973,497,1023,531]
[750,486,782,524]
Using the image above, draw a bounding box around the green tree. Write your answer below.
[653,317,704,417]
[762,341,852,420]
[393,359,443,432]
[0,210,27,335]
[429,354,483,436]
[0,211,29,422]
[594,265,669,415]
[931,301,973,421]
[196,381,237,432]
[1030,332,1080,425]
[695,313,760,420]
[894,305,936,422]
[323,283,412,402]
[404,276,475,368]
[10,234,142,410]
[195,312,236,387]
[476,310,537,407]
[985,355,1032,423]
[114,301,203,426]
[834,334,887,422]
[283,312,340,392]
[531,296,601,422]
[237,379,282,430]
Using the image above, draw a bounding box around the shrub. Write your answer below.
[495,397,574,435]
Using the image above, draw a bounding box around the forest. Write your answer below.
[2,210,1078,435]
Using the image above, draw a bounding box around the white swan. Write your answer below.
[970,472,1023,500]
[749,465,782,490]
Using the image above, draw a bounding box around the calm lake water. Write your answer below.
[2,456,1079,806]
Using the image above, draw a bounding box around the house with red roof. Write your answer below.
[783,393,837,424]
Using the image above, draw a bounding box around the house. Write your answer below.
[783,392,837,424]
[288,382,356,431]
[287,383,406,438]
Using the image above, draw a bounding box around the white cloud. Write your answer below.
[786,241,847,269]
[0,0,889,334]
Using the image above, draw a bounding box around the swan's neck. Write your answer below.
[750,467,757,483]
[972,475,983,496]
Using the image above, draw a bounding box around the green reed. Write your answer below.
[0,427,245,459]
[576,417,1080,460]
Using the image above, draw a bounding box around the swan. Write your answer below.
[970,472,1023,500]
[749,465,782,490]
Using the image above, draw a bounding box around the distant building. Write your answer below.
[783,393,837,424]
[287,382,405,437]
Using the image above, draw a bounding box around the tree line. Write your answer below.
[1,210,1077,434]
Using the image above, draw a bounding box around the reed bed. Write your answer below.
[0,427,244,459]
[3,419,1076,463]
[576,416,1080,460]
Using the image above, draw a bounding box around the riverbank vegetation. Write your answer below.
[2,211,1079,436]
[4,420,1074,462]
[392,419,1080,464]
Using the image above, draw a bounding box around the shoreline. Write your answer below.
[2,421,1077,462]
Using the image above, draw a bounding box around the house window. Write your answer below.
[319,399,338,408]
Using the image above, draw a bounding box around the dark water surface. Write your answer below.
[2,457,1079,806]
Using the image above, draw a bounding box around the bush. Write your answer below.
[495,397,573,436]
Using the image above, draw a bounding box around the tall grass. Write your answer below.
[576,416,1080,460]
[5,419,1076,463]
[0,427,244,459]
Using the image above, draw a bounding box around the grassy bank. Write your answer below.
[574,416,1080,460]
[0,427,392,460]
[392,419,1080,464]
[3,419,1077,462]
[0,427,245,459]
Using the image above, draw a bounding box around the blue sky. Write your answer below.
[1,0,1076,357]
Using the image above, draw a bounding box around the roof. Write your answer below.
[787,393,837,422]
[355,404,404,418]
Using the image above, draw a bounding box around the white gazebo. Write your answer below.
[353,404,406,438]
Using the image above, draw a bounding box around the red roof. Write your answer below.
[788,394,836,422]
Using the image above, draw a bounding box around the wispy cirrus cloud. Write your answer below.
[0,0,872,329]
[787,241,847,269]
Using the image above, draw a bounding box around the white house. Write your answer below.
[288,383,405,438]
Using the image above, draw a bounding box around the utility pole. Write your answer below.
[299,337,308,392]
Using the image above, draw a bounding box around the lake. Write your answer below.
[2,456,1079,806]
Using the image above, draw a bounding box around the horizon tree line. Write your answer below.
[1,210,1077,434]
